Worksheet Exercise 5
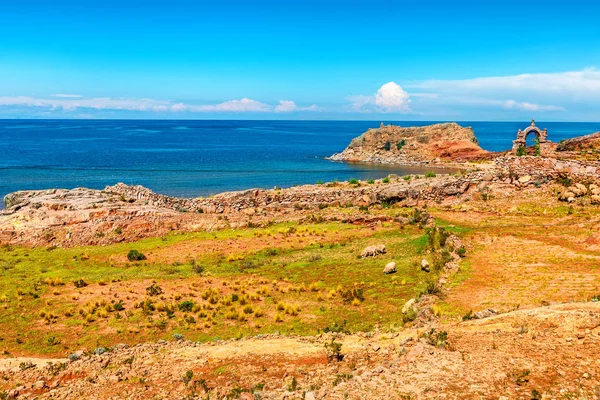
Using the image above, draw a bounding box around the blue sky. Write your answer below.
[1,0,600,120]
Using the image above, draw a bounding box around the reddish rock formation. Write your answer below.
[329,122,487,165]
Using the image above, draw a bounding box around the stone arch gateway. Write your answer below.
[512,119,551,156]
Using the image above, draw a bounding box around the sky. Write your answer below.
[1,0,600,120]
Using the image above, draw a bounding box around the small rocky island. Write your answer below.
[329,122,487,165]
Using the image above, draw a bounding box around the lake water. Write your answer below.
[1,120,599,205]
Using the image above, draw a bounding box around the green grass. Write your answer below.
[0,219,431,356]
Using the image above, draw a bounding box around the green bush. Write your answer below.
[382,177,390,183]
[425,171,436,178]
[367,179,374,184]
[324,338,343,362]
[178,301,194,312]
[127,250,146,261]
[516,145,526,156]
[73,278,88,288]
[348,178,359,185]
[384,141,391,151]
[396,139,406,150]
[146,283,163,296]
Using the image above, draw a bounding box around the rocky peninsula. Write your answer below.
[329,122,488,165]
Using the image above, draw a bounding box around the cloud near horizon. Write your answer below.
[2,68,599,119]
[0,96,320,115]
[403,68,600,116]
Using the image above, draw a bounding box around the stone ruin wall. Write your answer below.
[494,156,600,184]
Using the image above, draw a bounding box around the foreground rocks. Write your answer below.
[2,155,600,248]
[2,302,600,399]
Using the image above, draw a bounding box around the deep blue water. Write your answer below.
[1,120,600,206]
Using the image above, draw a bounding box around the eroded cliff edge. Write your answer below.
[329,122,488,164]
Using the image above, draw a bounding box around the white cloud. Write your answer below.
[349,82,412,113]
[375,82,411,112]
[301,104,322,112]
[199,98,271,112]
[51,94,83,98]
[402,68,600,115]
[274,100,299,113]
[410,68,600,96]
[502,100,565,112]
[0,96,281,113]
[0,95,326,116]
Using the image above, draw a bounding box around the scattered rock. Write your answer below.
[402,298,416,314]
[474,309,498,319]
[383,261,396,274]
[518,175,531,183]
[421,259,430,272]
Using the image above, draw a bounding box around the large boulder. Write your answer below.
[383,261,396,274]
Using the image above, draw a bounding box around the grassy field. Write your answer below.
[0,217,433,357]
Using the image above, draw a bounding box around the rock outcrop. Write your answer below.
[329,122,487,165]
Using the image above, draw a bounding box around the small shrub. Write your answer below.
[382,177,390,183]
[384,141,391,151]
[396,139,406,150]
[422,328,448,348]
[324,338,343,362]
[403,175,411,181]
[402,307,418,324]
[93,347,107,355]
[558,176,572,187]
[127,250,146,261]
[288,376,298,391]
[516,145,526,156]
[73,278,88,288]
[367,179,375,184]
[113,300,124,311]
[190,260,204,274]
[19,361,35,371]
[425,171,436,178]
[340,288,364,303]
[182,370,194,386]
[456,247,466,257]
[333,373,353,386]
[322,320,348,334]
[308,254,322,263]
[358,205,369,213]
[462,310,474,321]
[146,283,163,296]
[178,301,194,312]
[46,336,60,346]
[348,178,359,185]
[421,278,442,297]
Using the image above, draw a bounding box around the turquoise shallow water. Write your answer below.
[1,120,599,205]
